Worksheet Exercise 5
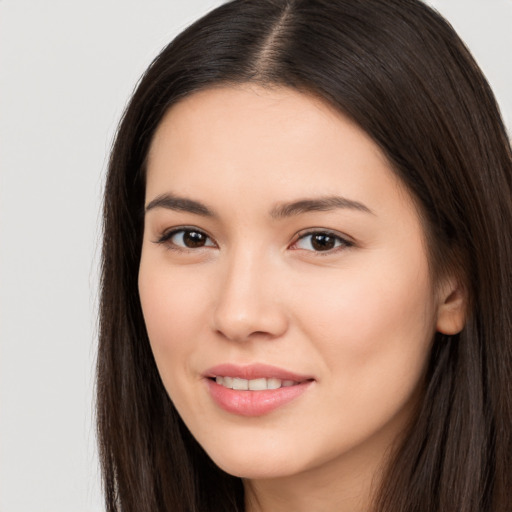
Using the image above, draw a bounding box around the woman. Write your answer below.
[97,0,512,510]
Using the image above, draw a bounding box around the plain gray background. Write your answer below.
[1,1,511,510]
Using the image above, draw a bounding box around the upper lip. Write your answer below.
[204,363,314,382]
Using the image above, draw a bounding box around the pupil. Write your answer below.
[312,234,335,251]
[184,231,206,248]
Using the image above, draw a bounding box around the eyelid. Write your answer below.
[152,226,353,253]
[153,226,217,249]
[290,228,354,252]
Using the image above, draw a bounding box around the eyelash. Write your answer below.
[155,227,216,251]
[154,227,353,254]
[291,230,354,254]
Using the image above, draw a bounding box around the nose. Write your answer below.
[211,248,289,342]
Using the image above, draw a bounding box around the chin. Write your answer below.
[202,442,304,480]
[215,459,296,480]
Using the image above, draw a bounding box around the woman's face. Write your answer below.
[139,85,455,483]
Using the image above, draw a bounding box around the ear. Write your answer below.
[435,277,467,335]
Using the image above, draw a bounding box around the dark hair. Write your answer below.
[97,0,512,510]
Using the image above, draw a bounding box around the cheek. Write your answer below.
[301,267,433,342]
[295,253,436,399]
[138,259,218,427]
[138,256,209,373]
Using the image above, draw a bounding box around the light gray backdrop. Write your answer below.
[1,1,511,511]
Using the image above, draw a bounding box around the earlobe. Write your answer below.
[436,280,467,335]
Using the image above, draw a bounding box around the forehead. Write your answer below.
[145,85,410,217]
[149,85,386,162]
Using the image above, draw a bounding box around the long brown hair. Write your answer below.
[97,1,512,510]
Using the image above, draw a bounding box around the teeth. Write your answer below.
[232,378,249,390]
[214,376,299,390]
[267,378,281,389]
[248,378,267,391]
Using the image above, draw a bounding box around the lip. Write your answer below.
[203,363,315,417]
[204,363,313,382]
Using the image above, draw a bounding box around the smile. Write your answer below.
[204,364,314,416]
[214,376,299,390]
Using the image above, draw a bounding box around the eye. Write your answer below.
[157,228,216,249]
[292,231,352,252]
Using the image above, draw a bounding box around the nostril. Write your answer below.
[211,286,289,342]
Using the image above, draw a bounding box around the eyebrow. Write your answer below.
[144,193,373,218]
[145,193,215,217]
[270,196,374,218]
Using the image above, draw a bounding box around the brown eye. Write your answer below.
[181,230,208,248]
[294,231,352,252]
[160,229,216,249]
[311,234,336,251]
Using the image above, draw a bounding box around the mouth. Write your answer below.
[204,362,313,388]
[211,376,301,390]
[204,363,314,416]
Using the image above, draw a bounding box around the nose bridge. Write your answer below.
[212,243,287,342]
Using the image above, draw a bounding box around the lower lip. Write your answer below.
[205,379,313,417]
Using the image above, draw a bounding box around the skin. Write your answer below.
[138,85,465,512]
